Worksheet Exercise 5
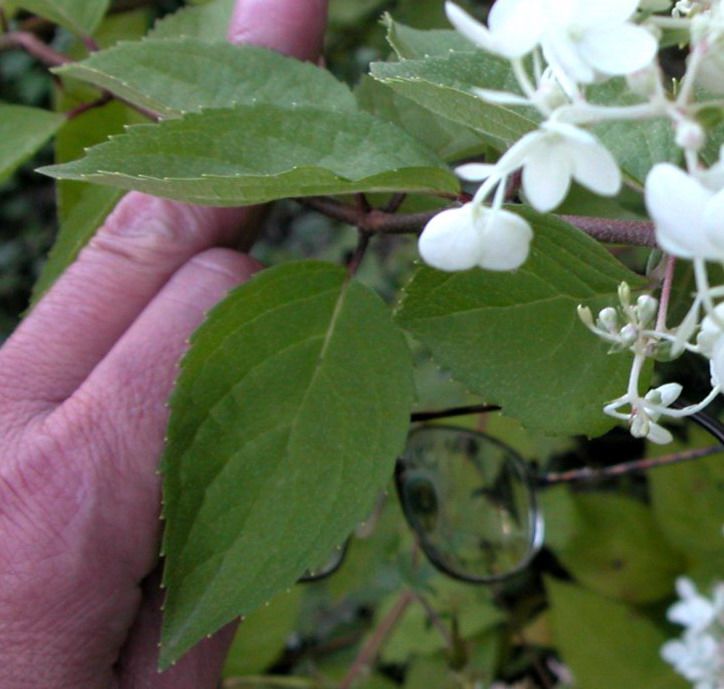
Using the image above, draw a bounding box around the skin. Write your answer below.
[0,1,328,686]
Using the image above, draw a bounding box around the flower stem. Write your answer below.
[656,254,677,332]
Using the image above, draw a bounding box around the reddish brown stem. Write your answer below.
[339,590,415,689]
[538,444,722,485]
[0,30,70,66]
[302,197,657,247]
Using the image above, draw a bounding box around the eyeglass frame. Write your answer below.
[300,402,724,584]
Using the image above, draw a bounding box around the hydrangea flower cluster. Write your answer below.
[420,0,724,442]
[661,577,724,689]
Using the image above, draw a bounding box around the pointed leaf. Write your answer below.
[370,52,537,151]
[544,492,683,603]
[0,104,63,183]
[395,209,647,436]
[356,75,488,162]
[149,0,234,41]
[14,0,109,36]
[383,15,474,59]
[54,40,356,119]
[547,579,687,689]
[39,105,458,205]
[160,261,414,666]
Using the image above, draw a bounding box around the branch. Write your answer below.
[339,589,415,689]
[301,197,657,247]
[538,444,722,485]
[0,31,70,66]
[559,215,656,247]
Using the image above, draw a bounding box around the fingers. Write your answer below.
[0,0,329,412]
[0,200,249,412]
[117,569,237,689]
[228,0,329,62]
[59,249,260,585]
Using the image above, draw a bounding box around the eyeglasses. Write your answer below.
[300,404,724,584]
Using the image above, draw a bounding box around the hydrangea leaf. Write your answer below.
[395,209,647,437]
[38,105,458,205]
[356,75,488,162]
[159,261,414,666]
[649,427,724,581]
[370,51,538,151]
[589,80,681,186]
[547,579,687,689]
[149,0,234,41]
[14,0,109,36]
[540,491,683,603]
[383,14,474,58]
[0,103,63,184]
[54,40,356,118]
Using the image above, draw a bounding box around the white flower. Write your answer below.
[645,163,724,260]
[493,120,621,212]
[661,632,720,684]
[418,202,533,272]
[696,303,724,356]
[661,578,724,689]
[445,0,658,84]
[669,578,719,631]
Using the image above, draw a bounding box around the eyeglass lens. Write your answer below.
[396,426,543,583]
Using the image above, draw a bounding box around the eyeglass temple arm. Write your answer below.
[409,402,724,486]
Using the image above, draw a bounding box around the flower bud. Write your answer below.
[675,119,706,152]
[630,410,650,438]
[626,64,661,98]
[635,295,658,326]
[618,282,631,308]
[620,323,639,347]
[577,305,594,328]
[597,307,619,332]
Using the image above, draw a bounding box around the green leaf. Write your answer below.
[159,261,414,666]
[544,492,683,603]
[149,0,234,41]
[589,81,680,186]
[547,579,687,689]
[649,428,724,580]
[395,209,646,436]
[55,40,356,119]
[0,104,63,184]
[356,75,488,162]
[223,587,302,677]
[370,44,537,150]
[383,14,473,59]
[39,105,458,205]
[14,0,109,37]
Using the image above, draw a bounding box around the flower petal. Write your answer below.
[578,24,658,76]
[418,204,482,271]
[472,87,532,106]
[703,188,724,252]
[455,162,498,181]
[569,138,621,196]
[445,2,502,54]
[711,334,724,389]
[645,164,718,260]
[477,208,533,271]
[646,421,673,445]
[573,0,639,27]
[542,31,595,84]
[522,138,573,211]
[487,0,545,56]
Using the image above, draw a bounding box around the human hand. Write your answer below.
[0,2,327,686]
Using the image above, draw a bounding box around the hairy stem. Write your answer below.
[302,196,657,247]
